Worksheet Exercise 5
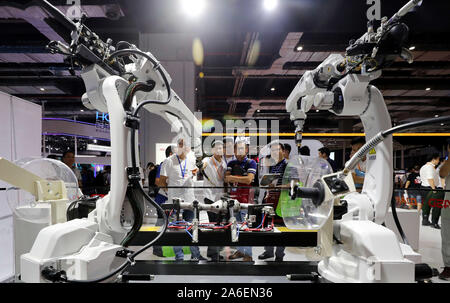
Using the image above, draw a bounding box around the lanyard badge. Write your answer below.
[176,155,187,178]
[212,157,223,180]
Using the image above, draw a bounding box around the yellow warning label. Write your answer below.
[139,226,318,233]
[140,226,161,232]
[276,227,318,233]
[369,148,376,155]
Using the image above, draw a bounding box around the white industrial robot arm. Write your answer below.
[287,0,423,128]
[16,1,199,283]
[43,2,203,238]
[286,0,429,283]
[123,51,203,156]
[286,0,423,224]
[286,54,346,151]
[76,47,202,238]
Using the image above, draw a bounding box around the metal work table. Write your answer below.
[123,225,320,282]
[130,225,318,247]
[123,260,319,281]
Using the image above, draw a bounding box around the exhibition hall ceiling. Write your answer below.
[0,0,449,142]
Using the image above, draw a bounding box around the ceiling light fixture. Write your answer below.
[263,0,278,11]
[296,45,303,51]
[40,87,45,91]
[181,0,206,18]
[409,46,415,50]
[270,87,275,91]
[87,144,111,152]
[425,87,431,91]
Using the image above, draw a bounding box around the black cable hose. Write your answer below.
[390,195,410,246]
[66,200,78,220]
[130,124,138,168]
[123,123,165,246]
[128,184,169,258]
[383,116,450,137]
[66,196,101,221]
[116,41,133,50]
[345,116,450,172]
[107,49,172,103]
[120,185,144,247]
[124,82,155,112]
[132,99,171,118]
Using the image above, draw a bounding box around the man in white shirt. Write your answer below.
[436,162,446,189]
[152,145,174,257]
[155,145,175,205]
[159,138,205,261]
[200,140,227,261]
[186,146,198,174]
[419,154,442,228]
[160,139,197,205]
[438,141,450,280]
[201,140,227,202]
